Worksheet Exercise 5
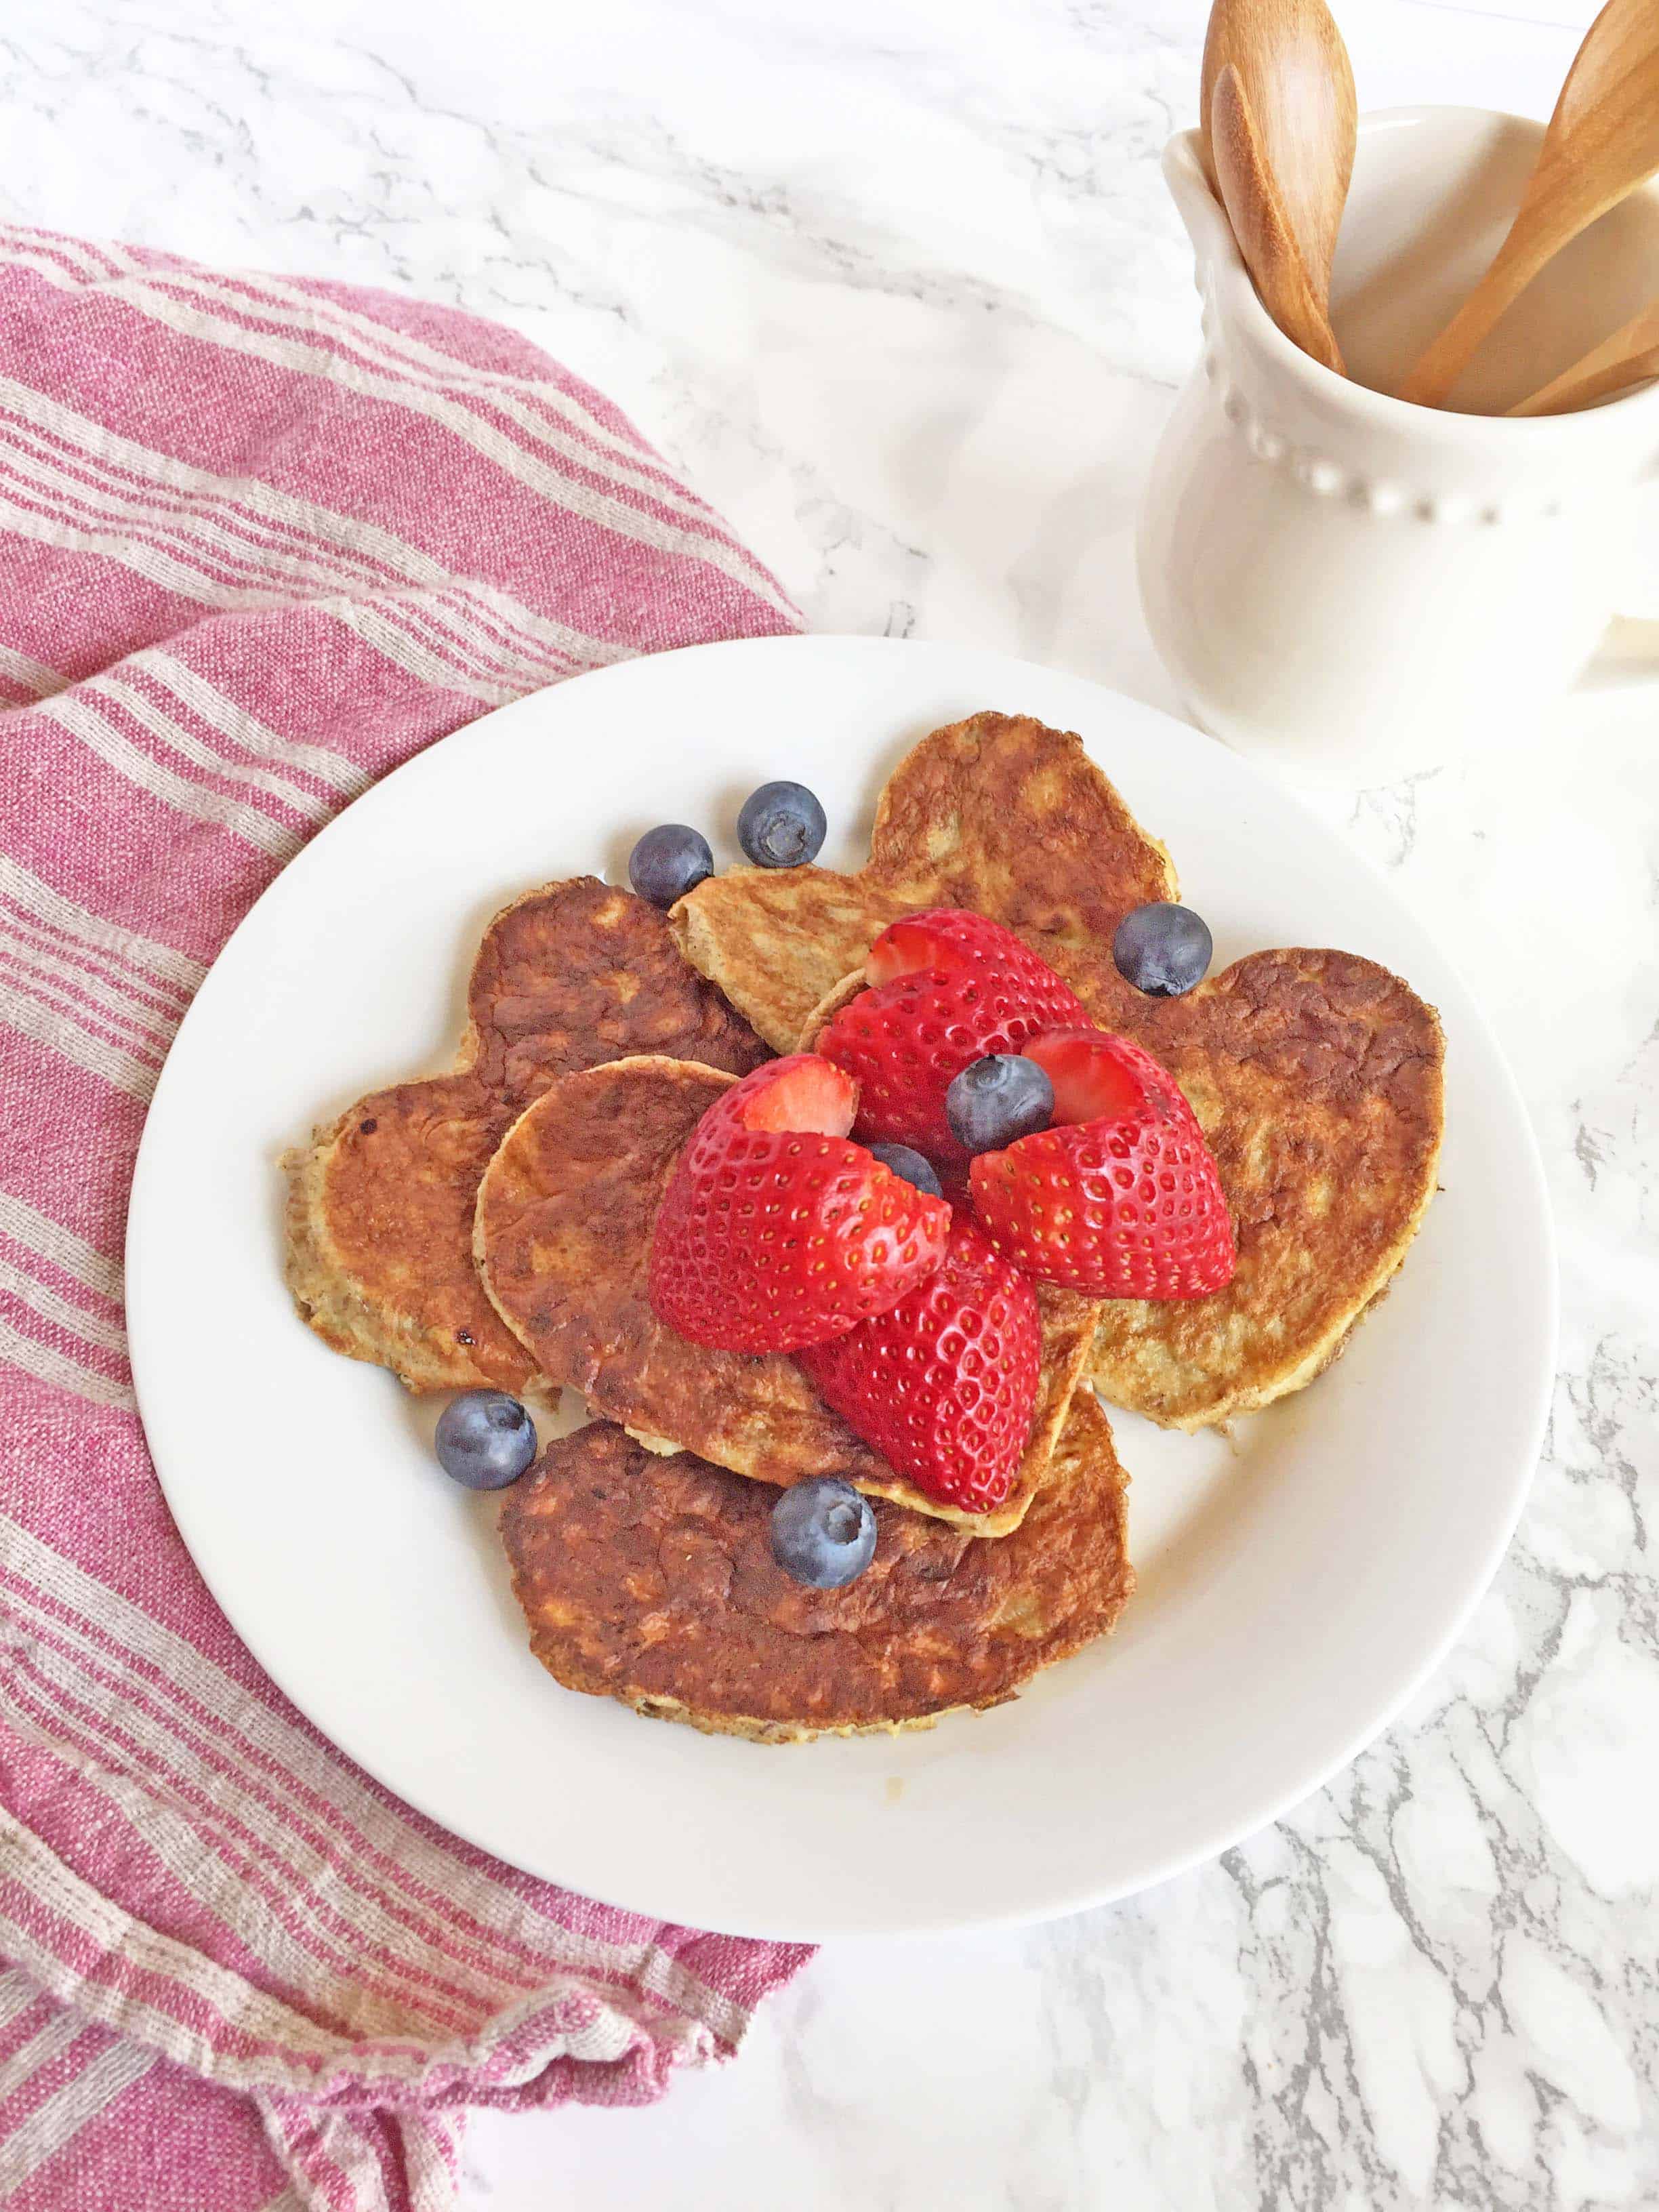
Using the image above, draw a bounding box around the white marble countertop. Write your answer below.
[5,0,1654,2204]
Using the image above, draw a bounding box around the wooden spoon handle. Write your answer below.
[1509,348,1659,415]
[1507,298,1659,413]
[1210,64,1347,374]
[1395,218,1562,408]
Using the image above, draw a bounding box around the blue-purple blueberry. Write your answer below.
[629,824,713,908]
[770,1477,877,1589]
[434,1391,537,1490]
[868,1142,945,1201]
[737,781,827,869]
[1113,902,1212,998]
[945,1053,1054,1155]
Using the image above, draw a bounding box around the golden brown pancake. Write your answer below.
[672,709,1176,1052]
[671,868,918,1056]
[674,711,1445,1430]
[474,1054,1097,1536]
[283,878,769,1398]
[1082,948,1442,1426]
[500,1394,1134,1741]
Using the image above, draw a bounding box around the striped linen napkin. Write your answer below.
[0,224,811,2212]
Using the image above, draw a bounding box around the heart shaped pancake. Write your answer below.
[472,1054,1099,1534]
[500,1393,1133,1740]
[282,878,768,1400]
[672,712,1444,1429]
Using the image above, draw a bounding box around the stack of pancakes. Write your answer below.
[284,713,1444,1741]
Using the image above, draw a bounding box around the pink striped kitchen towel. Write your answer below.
[0,224,811,2212]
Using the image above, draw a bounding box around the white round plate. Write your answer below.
[127,636,1555,1942]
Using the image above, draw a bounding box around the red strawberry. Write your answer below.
[866,909,1083,1001]
[649,1054,950,1353]
[968,1027,1235,1298]
[796,1214,1041,1514]
[817,909,1086,1164]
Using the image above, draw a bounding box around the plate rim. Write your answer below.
[125,632,1559,1941]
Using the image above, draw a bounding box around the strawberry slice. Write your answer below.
[796,1214,1041,1514]
[817,909,1086,1164]
[648,1054,950,1353]
[865,909,1081,998]
[968,1027,1235,1299]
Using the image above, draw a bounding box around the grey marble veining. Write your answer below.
[1,1,1652,2204]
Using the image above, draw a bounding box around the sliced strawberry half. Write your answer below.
[968,1027,1235,1299]
[866,909,1082,1000]
[648,1054,950,1354]
[817,909,1086,1163]
[796,1214,1042,1514]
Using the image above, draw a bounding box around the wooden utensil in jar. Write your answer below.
[1399,0,1659,409]
[1508,299,1659,415]
[1201,0,1357,372]
[1208,62,1346,372]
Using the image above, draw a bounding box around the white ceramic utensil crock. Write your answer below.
[1140,107,1659,783]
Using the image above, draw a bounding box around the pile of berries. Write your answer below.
[648,900,1233,1584]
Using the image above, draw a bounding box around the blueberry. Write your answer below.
[770,1477,878,1589]
[737,781,827,869]
[945,1053,1054,1154]
[1113,902,1212,997]
[629,823,714,908]
[868,1141,944,1201]
[434,1391,537,1490]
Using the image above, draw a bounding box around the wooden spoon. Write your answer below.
[1397,0,1659,409]
[1201,0,1357,361]
[1209,63,1346,372]
[1508,300,1659,415]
